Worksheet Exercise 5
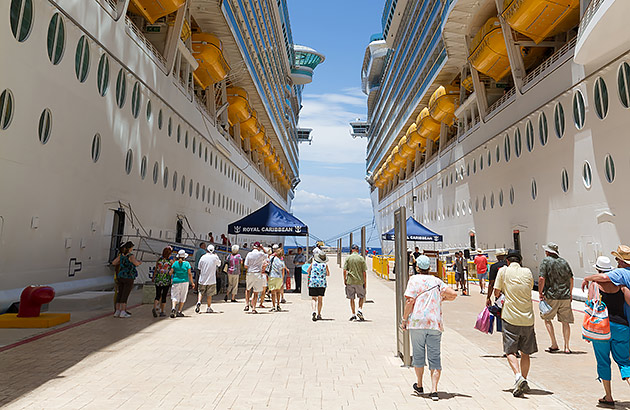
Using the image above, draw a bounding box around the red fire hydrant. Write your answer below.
[17,286,55,318]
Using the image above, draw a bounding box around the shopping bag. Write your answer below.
[582,298,611,342]
[539,300,553,316]
[474,307,491,334]
[488,314,495,334]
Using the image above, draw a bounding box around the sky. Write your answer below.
[287,0,384,247]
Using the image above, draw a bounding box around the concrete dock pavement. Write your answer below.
[0,255,621,409]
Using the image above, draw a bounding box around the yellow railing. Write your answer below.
[372,255,395,280]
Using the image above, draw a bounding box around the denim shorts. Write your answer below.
[409,328,442,370]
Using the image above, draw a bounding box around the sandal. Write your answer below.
[598,396,615,406]
[564,349,574,354]
[545,347,560,353]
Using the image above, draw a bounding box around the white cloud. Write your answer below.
[293,189,371,216]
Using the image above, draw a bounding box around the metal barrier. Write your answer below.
[372,255,395,280]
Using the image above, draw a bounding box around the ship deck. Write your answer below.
[0,256,621,409]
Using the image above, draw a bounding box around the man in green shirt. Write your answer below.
[343,244,368,321]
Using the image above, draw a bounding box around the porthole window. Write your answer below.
[618,62,630,108]
[146,100,152,122]
[538,112,548,146]
[495,145,500,163]
[573,90,585,129]
[479,155,484,171]
[47,13,65,65]
[163,167,169,188]
[205,147,208,162]
[189,180,193,197]
[482,195,487,211]
[514,128,522,157]
[10,0,33,42]
[196,182,200,199]
[475,197,479,212]
[97,54,109,96]
[509,186,515,205]
[140,156,147,180]
[0,90,13,130]
[594,77,609,120]
[172,171,178,191]
[561,168,569,193]
[487,151,491,167]
[125,149,133,175]
[526,120,534,152]
[131,82,141,118]
[158,109,163,129]
[116,69,126,109]
[202,186,206,201]
[198,142,202,158]
[466,163,470,176]
[38,108,52,144]
[177,125,181,143]
[554,102,565,138]
[181,175,185,194]
[504,134,511,162]
[499,189,504,207]
[461,201,466,216]
[490,192,495,209]
[74,36,90,83]
[152,162,159,184]
[185,131,189,148]
[605,154,615,183]
[531,178,538,200]
[192,137,196,154]
[91,133,101,163]
[582,161,592,189]
[168,118,172,136]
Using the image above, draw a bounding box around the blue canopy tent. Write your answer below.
[381,217,443,242]
[228,202,308,236]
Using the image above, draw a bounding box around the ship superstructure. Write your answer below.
[0,0,323,310]
[355,0,630,282]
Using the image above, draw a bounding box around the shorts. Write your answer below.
[409,328,442,369]
[540,298,574,323]
[502,320,538,355]
[198,284,217,298]
[171,282,189,303]
[477,272,487,280]
[246,275,264,293]
[345,284,366,299]
[309,287,326,297]
[268,277,283,291]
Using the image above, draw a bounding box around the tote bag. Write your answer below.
[582,282,611,342]
[474,307,491,334]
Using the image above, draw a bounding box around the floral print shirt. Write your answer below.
[404,275,446,331]
[308,262,327,288]
[154,257,172,286]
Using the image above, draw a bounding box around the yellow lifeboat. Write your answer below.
[428,85,459,126]
[416,108,441,142]
[250,128,265,148]
[469,18,511,81]
[259,141,272,157]
[399,136,415,159]
[391,146,405,168]
[192,33,230,89]
[462,75,474,92]
[405,123,427,152]
[226,87,252,126]
[502,0,579,44]
[129,0,185,24]
[240,110,259,138]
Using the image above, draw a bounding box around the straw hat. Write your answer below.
[542,242,559,256]
[495,248,508,256]
[594,256,614,272]
[476,248,483,254]
[177,250,188,259]
[314,253,328,263]
[611,245,630,264]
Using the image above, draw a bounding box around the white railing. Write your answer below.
[487,87,516,115]
[578,0,605,43]
[522,36,577,87]
[124,16,168,69]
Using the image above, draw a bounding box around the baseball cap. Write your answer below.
[416,255,430,270]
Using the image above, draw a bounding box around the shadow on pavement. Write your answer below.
[501,388,554,397]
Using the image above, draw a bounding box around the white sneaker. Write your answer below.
[113,310,121,318]
[206,307,214,313]
[119,311,131,318]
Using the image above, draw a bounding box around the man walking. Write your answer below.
[292,247,306,293]
[193,242,207,293]
[453,251,465,293]
[474,249,488,294]
[244,242,267,314]
[344,244,368,321]
[538,242,574,354]
[486,249,508,306]
[493,249,537,397]
[196,245,221,313]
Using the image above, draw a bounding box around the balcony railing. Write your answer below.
[578,0,606,44]
[487,87,516,117]
[125,16,168,70]
[522,36,577,89]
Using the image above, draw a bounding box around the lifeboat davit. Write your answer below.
[469,18,511,82]
[416,108,441,142]
[226,87,252,126]
[129,0,185,24]
[429,85,459,126]
[502,0,579,44]
[240,109,259,138]
[192,33,230,89]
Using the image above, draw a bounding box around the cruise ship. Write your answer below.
[0,0,323,310]
[353,0,630,283]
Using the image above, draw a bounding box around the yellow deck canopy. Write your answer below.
[192,33,230,89]
[502,0,579,44]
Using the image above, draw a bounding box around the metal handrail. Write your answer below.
[124,16,168,68]
[487,87,516,115]
[578,0,605,43]
[523,37,577,86]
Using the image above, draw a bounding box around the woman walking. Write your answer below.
[225,245,242,302]
[584,256,630,406]
[112,241,142,318]
[268,247,287,312]
[307,252,330,321]
[152,247,173,317]
[169,250,195,317]
[401,255,457,401]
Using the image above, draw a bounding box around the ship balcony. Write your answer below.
[350,121,370,138]
[290,67,315,85]
[291,45,325,85]
[575,0,630,66]
[296,128,313,144]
